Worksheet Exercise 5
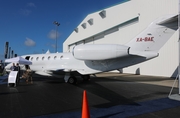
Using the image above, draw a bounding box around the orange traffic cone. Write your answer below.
[82,90,90,118]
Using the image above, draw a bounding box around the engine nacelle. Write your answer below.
[72,44,129,60]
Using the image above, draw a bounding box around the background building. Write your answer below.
[63,0,179,77]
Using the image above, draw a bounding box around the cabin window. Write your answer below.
[31,57,33,61]
[54,56,57,60]
[48,56,51,60]
[42,57,44,60]
[60,55,63,59]
[36,57,39,61]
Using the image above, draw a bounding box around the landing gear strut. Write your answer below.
[64,74,90,84]
[64,73,76,84]
[82,75,90,81]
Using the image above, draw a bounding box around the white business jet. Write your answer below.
[5,14,178,84]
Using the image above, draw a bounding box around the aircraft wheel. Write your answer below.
[68,76,77,84]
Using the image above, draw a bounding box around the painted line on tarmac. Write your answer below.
[33,97,180,118]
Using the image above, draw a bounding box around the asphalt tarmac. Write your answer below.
[0,73,180,118]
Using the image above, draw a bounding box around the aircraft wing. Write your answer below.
[44,68,76,73]
[42,67,85,75]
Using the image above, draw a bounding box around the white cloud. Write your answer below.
[24,38,36,47]
[19,3,36,16]
[51,44,56,48]
[27,3,36,7]
[48,30,60,40]
[20,9,32,16]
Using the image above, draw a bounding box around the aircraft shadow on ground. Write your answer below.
[75,75,174,108]
[76,77,140,108]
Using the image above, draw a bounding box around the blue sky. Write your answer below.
[0,0,125,60]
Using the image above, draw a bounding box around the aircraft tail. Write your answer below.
[126,14,178,58]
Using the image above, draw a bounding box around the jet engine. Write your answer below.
[72,44,130,60]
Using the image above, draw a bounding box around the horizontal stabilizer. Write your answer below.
[157,14,178,25]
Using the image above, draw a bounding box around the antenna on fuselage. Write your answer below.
[46,50,50,54]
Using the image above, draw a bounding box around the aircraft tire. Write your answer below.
[68,76,77,84]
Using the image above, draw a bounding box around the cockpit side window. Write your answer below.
[25,56,30,60]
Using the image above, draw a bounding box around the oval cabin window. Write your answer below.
[54,56,57,60]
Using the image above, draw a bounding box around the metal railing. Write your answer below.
[169,74,179,97]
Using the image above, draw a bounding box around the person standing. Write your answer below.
[10,63,16,71]
[15,63,20,84]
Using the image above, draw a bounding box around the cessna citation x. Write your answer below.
[5,14,178,84]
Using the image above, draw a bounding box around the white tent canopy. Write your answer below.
[5,56,32,65]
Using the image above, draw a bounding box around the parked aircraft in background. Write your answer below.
[5,14,178,84]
